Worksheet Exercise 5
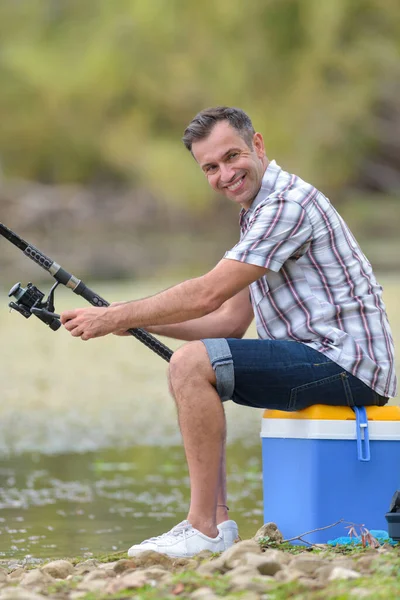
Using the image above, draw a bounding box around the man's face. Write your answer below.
[191,121,267,210]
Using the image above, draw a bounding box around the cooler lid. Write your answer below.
[261,413,400,440]
[262,405,400,421]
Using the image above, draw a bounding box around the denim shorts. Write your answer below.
[201,338,388,411]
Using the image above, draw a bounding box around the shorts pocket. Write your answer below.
[288,371,353,411]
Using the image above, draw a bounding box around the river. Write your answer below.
[0,277,398,559]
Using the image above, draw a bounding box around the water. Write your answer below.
[0,444,263,560]
[0,280,262,455]
[0,277,398,559]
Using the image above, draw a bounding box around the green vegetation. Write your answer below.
[1,1,399,281]
[0,0,399,204]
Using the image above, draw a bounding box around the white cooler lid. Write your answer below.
[261,418,400,440]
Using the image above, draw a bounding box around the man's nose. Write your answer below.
[219,163,236,184]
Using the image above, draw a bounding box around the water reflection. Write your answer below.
[0,443,263,560]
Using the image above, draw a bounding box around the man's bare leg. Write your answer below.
[216,432,229,525]
[168,341,226,539]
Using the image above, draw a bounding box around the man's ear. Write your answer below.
[253,132,265,158]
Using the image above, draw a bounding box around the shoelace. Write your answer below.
[139,520,192,545]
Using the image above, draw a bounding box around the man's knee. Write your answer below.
[168,341,216,392]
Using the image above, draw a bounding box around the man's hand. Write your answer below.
[60,259,267,342]
[60,306,119,341]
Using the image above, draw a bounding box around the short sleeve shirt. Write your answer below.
[224,161,397,398]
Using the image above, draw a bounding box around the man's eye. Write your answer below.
[205,165,217,173]
[228,152,239,160]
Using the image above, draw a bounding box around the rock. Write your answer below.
[176,558,197,571]
[328,567,361,581]
[221,539,262,570]
[120,551,173,570]
[297,576,323,589]
[83,569,116,582]
[289,554,325,575]
[226,566,260,580]
[242,552,282,576]
[262,548,291,565]
[140,567,171,583]
[113,559,137,574]
[69,593,87,600]
[274,568,303,583]
[74,559,99,575]
[41,560,74,579]
[190,587,219,600]
[253,522,283,544]
[105,570,148,593]
[77,579,107,593]
[20,570,54,588]
[330,558,357,570]
[7,568,25,581]
[196,558,225,576]
[314,564,335,582]
[355,554,379,572]
[0,590,47,600]
[98,561,118,570]
[7,566,22,574]
[227,573,275,594]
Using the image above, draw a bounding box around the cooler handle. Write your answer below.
[354,406,370,462]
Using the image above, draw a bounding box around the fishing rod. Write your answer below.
[0,222,173,362]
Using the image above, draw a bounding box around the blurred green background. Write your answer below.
[1,0,399,279]
[0,0,399,559]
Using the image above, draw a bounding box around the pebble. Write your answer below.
[253,522,283,544]
[0,523,395,599]
[0,590,47,600]
[20,569,54,588]
[328,566,362,581]
[190,587,219,600]
[41,560,74,579]
[289,554,325,575]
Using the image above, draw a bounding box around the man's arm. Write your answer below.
[143,287,254,341]
[60,259,267,340]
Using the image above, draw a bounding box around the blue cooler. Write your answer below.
[261,405,400,544]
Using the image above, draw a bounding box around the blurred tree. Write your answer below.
[0,0,399,204]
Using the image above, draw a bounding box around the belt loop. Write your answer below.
[341,372,355,407]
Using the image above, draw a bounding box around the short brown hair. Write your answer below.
[182,106,255,152]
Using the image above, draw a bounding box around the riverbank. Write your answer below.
[1,179,400,285]
[0,524,399,600]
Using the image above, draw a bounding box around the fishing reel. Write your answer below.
[8,281,61,331]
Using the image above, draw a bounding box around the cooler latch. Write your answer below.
[353,406,371,461]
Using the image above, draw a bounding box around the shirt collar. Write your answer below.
[239,160,281,228]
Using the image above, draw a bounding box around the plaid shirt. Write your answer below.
[225,160,397,398]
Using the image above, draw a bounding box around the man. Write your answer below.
[61,106,397,558]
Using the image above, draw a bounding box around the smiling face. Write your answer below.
[191,120,268,210]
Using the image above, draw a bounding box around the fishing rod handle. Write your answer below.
[127,328,174,362]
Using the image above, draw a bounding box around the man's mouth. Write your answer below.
[226,175,245,192]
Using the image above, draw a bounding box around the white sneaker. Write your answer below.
[217,520,239,549]
[127,520,225,558]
